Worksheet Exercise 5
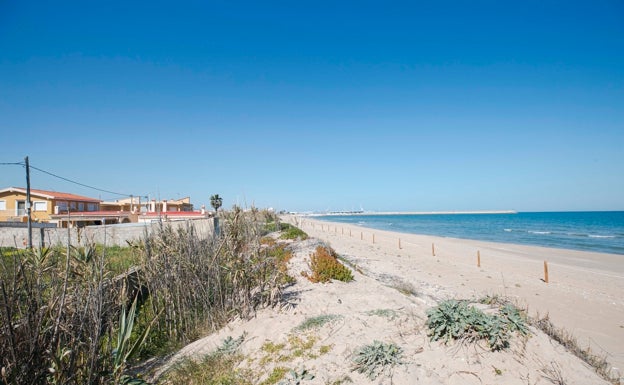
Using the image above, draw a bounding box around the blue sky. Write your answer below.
[1,1,623,212]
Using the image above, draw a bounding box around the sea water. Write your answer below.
[315,211,624,255]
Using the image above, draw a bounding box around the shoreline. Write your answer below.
[310,211,624,256]
[304,210,518,216]
[283,215,624,376]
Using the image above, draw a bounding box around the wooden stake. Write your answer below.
[360,232,363,240]
[544,261,549,283]
[432,243,436,256]
[399,238,402,249]
[372,233,375,244]
[477,250,481,267]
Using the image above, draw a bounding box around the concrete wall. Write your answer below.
[0,218,217,249]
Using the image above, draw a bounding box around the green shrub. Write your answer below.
[302,246,353,283]
[426,300,529,351]
[351,341,404,380]
[279,224,308,240]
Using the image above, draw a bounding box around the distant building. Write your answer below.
[1,186,209,227]
[0,187,101,224]
[100,196,194,213]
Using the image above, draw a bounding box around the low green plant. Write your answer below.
[426,300,529,351]
[279,224,308,240]
[366,309,398,320]
[260,366,289,385]
[216,333,247,355]
[351,341,404,380]
[302,246,353,283]
[295,314,342,331]
[278,368,315,384]
[160,353,253,385]
[112,296,157,385]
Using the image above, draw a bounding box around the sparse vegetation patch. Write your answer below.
[426,300,529,351]
[295,314,343,331]
[351,341,404,380]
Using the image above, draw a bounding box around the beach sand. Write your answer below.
[293,216,624,377]
[151,215,622,384]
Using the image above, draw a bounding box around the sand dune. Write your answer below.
[151,216,622,384]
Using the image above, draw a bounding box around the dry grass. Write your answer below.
[531,314,619,384]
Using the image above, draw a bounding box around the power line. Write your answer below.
[29,164,132,197]
[0,162,24,165]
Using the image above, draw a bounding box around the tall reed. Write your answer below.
[0,210,289,384]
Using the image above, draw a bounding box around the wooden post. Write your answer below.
[432,243,436,256]
[544,261,549,283]
[399,238,402,249]
[477,250,481,267]
[372,233,375,244]
[360,232,363,240]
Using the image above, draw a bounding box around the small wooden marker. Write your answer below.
[544,261,549,283]
[432,243,436,256]
[360,232,363,240]
[477,250,481,267]
[399,238,402,249]
[372,233,375,244]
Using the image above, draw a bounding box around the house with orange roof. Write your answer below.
[0,187,102,224]
[1,187,210,227]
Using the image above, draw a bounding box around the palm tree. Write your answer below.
[210,194,223,215]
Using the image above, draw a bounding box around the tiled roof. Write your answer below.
[0,187,102,202]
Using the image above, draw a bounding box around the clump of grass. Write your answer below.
[367,309,399,320]
[279,224,308,240]
[160,353,253,385]
[302,246,353,283]
[260,366,290,385]
[426,299,529,351]
[319,344,333,355]
[260,334,319,365]
[351,341,404,380]
[295,314,342,331]
[532,314,616,382]
[389,280,418,296]
[264,243,296,285]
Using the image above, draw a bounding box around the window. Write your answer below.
[78,202,84,211]
[56,202,68,212]
[0,200,5,211]
[87,203,98,211]
[33,201,48,212]
[70,202,76,210]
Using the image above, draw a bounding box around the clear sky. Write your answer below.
[1,1,623,213]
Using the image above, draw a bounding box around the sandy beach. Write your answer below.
[292,216,624,375]
[152,215,623,384]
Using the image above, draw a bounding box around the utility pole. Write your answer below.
[25,156,32,249]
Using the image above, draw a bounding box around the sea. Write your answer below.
[315,211,624,255]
